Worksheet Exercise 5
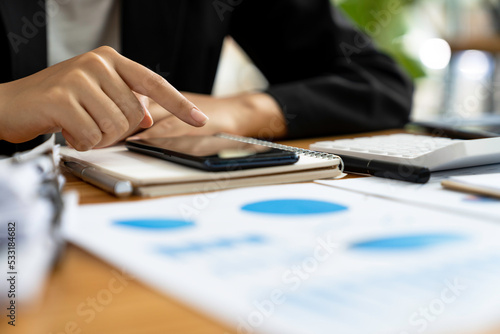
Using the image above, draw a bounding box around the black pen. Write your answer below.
[338,154,431,184]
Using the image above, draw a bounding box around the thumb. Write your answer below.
[135,93,153,128]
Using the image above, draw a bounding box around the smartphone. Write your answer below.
[125,135,299,171]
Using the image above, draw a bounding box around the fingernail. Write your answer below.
[127,136,141,141]
[190,107,209,125]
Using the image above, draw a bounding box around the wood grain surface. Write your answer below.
[2,130,499,334]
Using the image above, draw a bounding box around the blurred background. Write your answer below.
[212,0,500,126]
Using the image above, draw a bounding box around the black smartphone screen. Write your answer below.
[125,136,299,171]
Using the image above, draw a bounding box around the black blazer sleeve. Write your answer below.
[229,0,413,139]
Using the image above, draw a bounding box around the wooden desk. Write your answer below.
[2,130,500,334]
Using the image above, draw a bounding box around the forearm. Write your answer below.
[230,0,413,138]
[231,92,287,140]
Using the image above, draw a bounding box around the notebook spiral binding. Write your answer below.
[216,133,344,172]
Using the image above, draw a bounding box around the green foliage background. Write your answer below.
[333,0,425,78]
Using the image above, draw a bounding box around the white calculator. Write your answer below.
[310,134,500,171]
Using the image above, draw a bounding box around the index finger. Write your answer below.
[112,54,209,127]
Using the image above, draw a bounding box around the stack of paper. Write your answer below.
[0,138,76,308]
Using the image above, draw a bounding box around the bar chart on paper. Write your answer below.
[156,235,268,258]
[64,184,500,334]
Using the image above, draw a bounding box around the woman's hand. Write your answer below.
[130,92,287,140]
[0,46,208,151]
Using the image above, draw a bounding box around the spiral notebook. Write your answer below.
[60,134,343,197]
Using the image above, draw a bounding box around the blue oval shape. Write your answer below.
[351,234,466,251]
[241,199,348,215]
[113,218,194,230]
